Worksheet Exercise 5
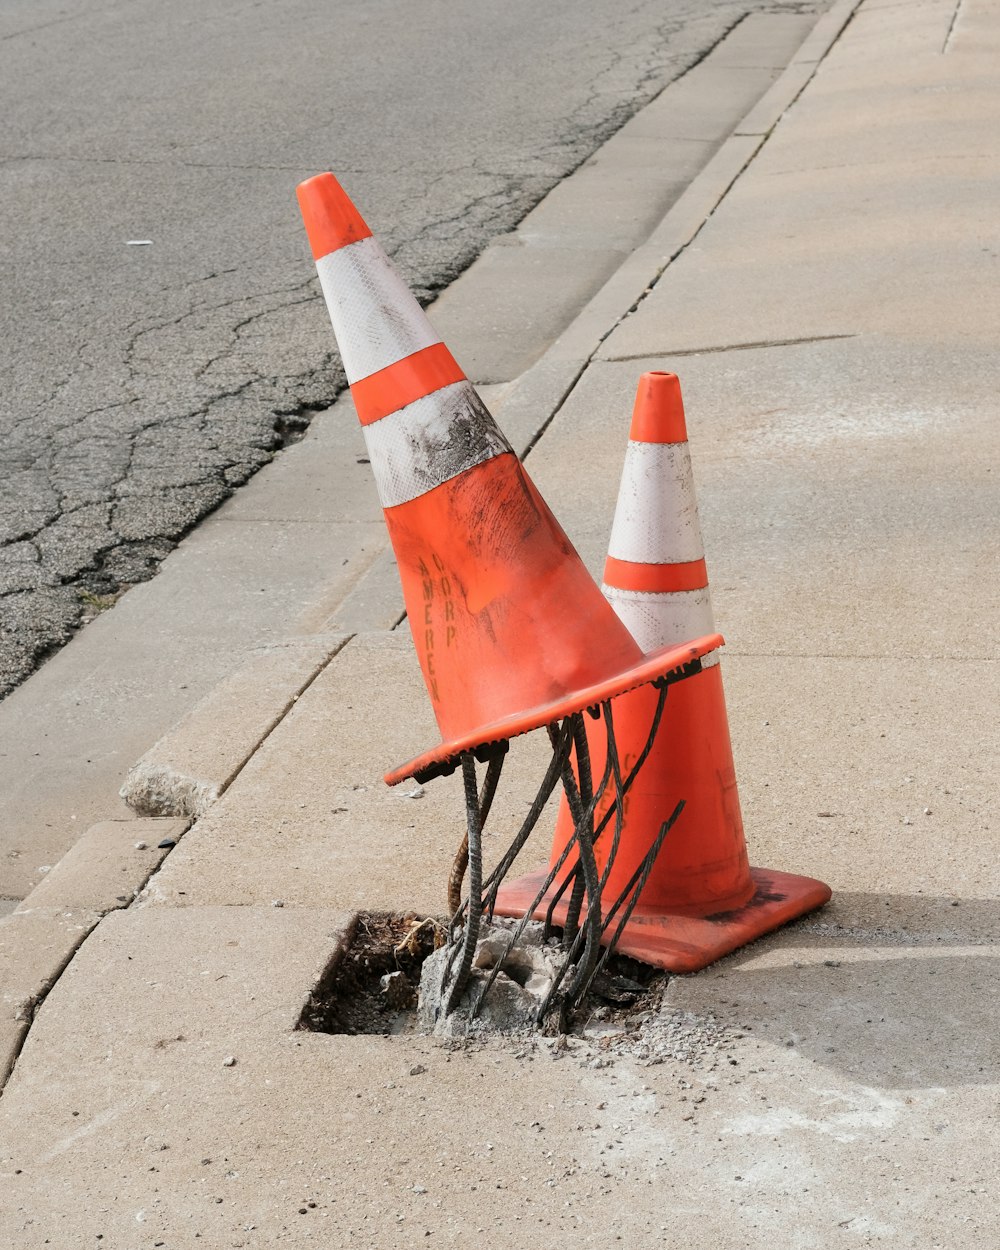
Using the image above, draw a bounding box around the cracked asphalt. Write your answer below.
[0,0,820,698]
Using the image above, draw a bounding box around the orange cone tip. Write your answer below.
[297,173,373,259]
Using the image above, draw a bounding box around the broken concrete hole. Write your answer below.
[297,912,446,1037]
[297,910,665,1042]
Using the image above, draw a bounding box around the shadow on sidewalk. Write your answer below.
[679,892,1000,1090]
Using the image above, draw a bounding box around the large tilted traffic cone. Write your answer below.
[296,176,723,786]
[494,372,831,972]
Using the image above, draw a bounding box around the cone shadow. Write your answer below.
[676,893,1000,1090]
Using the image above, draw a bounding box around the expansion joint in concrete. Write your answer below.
[606,332,859,361]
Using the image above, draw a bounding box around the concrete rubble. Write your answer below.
[418,922,563,1037]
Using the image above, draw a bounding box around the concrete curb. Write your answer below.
[120,634,350,819]
[0,817,188,1088]
[500,0,862,459]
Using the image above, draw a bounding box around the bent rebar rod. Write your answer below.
[447,747,506,913]
[578,799,686,1001]
[562,714,604,1002]
[442,754,485,1015]
[543,681,670,935]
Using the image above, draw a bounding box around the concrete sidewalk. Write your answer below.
[2,0,999,1244]
[0,4,820,904]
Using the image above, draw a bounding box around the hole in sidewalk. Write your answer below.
[297,911,446,1037]
[297,910,671,1047]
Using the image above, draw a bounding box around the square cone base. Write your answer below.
[492,867,832,975]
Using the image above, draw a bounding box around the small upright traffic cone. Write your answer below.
[494,373,831,971]
[296,177,723,786]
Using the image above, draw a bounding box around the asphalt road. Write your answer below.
[0,0,819,698]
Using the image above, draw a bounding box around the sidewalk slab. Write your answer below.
[524,342,1000,661]
[1,908,97,1088]
[720,655,999,908]
[121,633,350,819]
[1,817,187,1086]
[141,632,554,917]
[0,905,995,1246]
[600,6,1000,362]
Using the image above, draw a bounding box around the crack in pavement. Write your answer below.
[606,334,860,361]
[0,0,828,699]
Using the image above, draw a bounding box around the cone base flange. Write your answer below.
[492,866,832,975]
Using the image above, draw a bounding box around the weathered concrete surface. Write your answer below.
[1,817,186,1086]
[0,908,99,1088]
[0,14,823,901]
[121,635,349,818]
[0,905,995,1245]
[141,632,554,918]
[1,0,998,1245]
[525,341,1000,660]
[14,818,187,916]
[600,10,1000,360]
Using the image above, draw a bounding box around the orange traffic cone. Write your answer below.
[296,177,723,786]
[494,372,831,971]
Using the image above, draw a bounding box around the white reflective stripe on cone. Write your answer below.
[315,236,439,384]
[365,380,512,509]
[603,585,719,667]
[607,441,704,565]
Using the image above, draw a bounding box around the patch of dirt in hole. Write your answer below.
[298,911,446,1036]
[298,910,685,1048]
